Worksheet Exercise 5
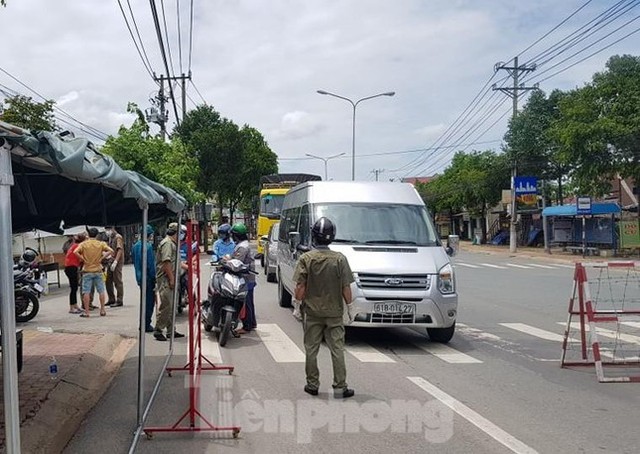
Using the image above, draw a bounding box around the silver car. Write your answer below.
[261,222,279,283]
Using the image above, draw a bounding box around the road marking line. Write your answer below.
[558,322,640,345]
[201,333,223,364]
[526,263,556,269]
[455,262,480,268]
[413,341,482,364]
[552,263,576,269]
[256,324,305,362]
[500,323,563,342]
[457,323,503,341]
[480,263,507,269]
[408,377,539,454]
[346,344,396,363]
[505,263,533,269]
[621,321,640,329]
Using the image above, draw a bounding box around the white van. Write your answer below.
[276,181,458,342]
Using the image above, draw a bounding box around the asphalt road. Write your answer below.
[59,250,640,454]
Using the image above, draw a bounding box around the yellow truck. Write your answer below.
[256,173,321,267]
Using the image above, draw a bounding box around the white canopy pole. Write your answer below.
[0,139,22,452]
[136,206,149,424]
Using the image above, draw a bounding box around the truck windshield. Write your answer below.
[260,194,285,219]
[314,203,440,246]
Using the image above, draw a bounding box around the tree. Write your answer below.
[503,89,568,203]
[420,151,509,241]
[102,103,202,205]
[0,94,57,131]
[552,54,640,196]
[173,105,278,221]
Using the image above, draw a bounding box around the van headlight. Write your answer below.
[438,263,455,294]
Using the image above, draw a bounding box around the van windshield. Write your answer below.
[314,203,441,246]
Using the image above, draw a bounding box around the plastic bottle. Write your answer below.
[49,356,58,380]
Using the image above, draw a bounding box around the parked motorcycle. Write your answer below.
[13,248,42,323]
[202,258,256,347]
[177,272,188,314]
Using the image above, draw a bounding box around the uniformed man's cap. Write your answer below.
[168,222,178,230]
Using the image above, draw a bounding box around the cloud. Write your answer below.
[56,91,79,107]
[414,123,447,139]
[273,111,324,140]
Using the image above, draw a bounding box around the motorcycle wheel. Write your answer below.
[15,290,39,323]
[219,311,233,347]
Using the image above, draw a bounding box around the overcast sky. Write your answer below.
[2,0,639,182]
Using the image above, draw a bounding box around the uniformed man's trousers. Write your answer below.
[155,280,174,333]
[303,315,347,390]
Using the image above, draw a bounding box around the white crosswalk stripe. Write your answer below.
[346,344,396,363]
[413,341,483,364]
[558,322,640,345]
[256,324,305,362]
[200,333,223,364]
[480,263,508,269]
[526,263,557,269]
[455,262,481,268]
[505,263,533,269]
[551,263,576,269]
[500,323,564,341]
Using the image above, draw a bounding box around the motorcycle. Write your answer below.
[13,249,42,323]
[177,272,188,314]
[202,258,256,347]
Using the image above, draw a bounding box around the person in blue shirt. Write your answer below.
[212,223,235,261]
[132,225,156,332]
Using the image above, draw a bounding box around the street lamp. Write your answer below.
[305,152,346,180]
[317,89,395,181]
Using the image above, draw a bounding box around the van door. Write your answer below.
[278,206,300,294]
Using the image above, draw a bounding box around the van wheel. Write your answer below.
[278,276,292,308]
[427,323,455,343]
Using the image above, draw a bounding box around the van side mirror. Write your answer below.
[289,232,300,250]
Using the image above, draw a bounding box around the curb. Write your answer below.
[20,333,135,454]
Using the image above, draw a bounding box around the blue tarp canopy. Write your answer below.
[542,202,621,216]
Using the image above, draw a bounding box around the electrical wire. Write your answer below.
[149,0,181,126]
[117,0,155,80]
[176,0,183,74]
[517,0,595,59]
[190,79,208,105]
[160,0,177,78]
[188,0,194,73]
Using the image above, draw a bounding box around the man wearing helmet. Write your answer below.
[293,217,355,399]
[230,223,257,334]
[212,223,235,262]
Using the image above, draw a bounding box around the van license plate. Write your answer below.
[373,303,415,314]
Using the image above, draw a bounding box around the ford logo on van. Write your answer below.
[384,277,403,286]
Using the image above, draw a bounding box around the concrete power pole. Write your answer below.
[371,169,385,181]
[493,56,537,253]
[158,75,166,140]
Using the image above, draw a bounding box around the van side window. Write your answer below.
[279,207,300,242]
[298,204,310,246]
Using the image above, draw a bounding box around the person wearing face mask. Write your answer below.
[105,226,125,307]
[132,225,157,332]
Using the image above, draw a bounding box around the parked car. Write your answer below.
[261,222,279,283]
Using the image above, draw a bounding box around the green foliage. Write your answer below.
[0,94,57,131]
[419,151,509,217]
[552,54,640,196]
[102,103,202,205]
[173,105,278,217]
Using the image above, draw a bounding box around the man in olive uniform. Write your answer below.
[293,217,355,398]
[105,226,125,307]
[154,222,185,341]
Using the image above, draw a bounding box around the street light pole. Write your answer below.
[305,152,346,180]
[317,90,395,181]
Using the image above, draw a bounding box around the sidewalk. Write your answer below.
[1,263,146,453]
[457,240,639,263]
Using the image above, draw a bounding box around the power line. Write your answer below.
[0,69,110,140]
[117,0,155,80]
[160,0,177,78]
[517,0,595,58]
[176,0,183,74]
[190,79,208,105]
[188,0,194,73]
[149,0,181,126]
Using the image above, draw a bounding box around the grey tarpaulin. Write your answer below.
[0,120,186,452]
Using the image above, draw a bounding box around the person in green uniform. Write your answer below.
[154,222,185,341]
[293,217,355,398]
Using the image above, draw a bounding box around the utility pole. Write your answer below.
[493,56,537,253]
[371,168,385,181]
[148,73,192,140]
